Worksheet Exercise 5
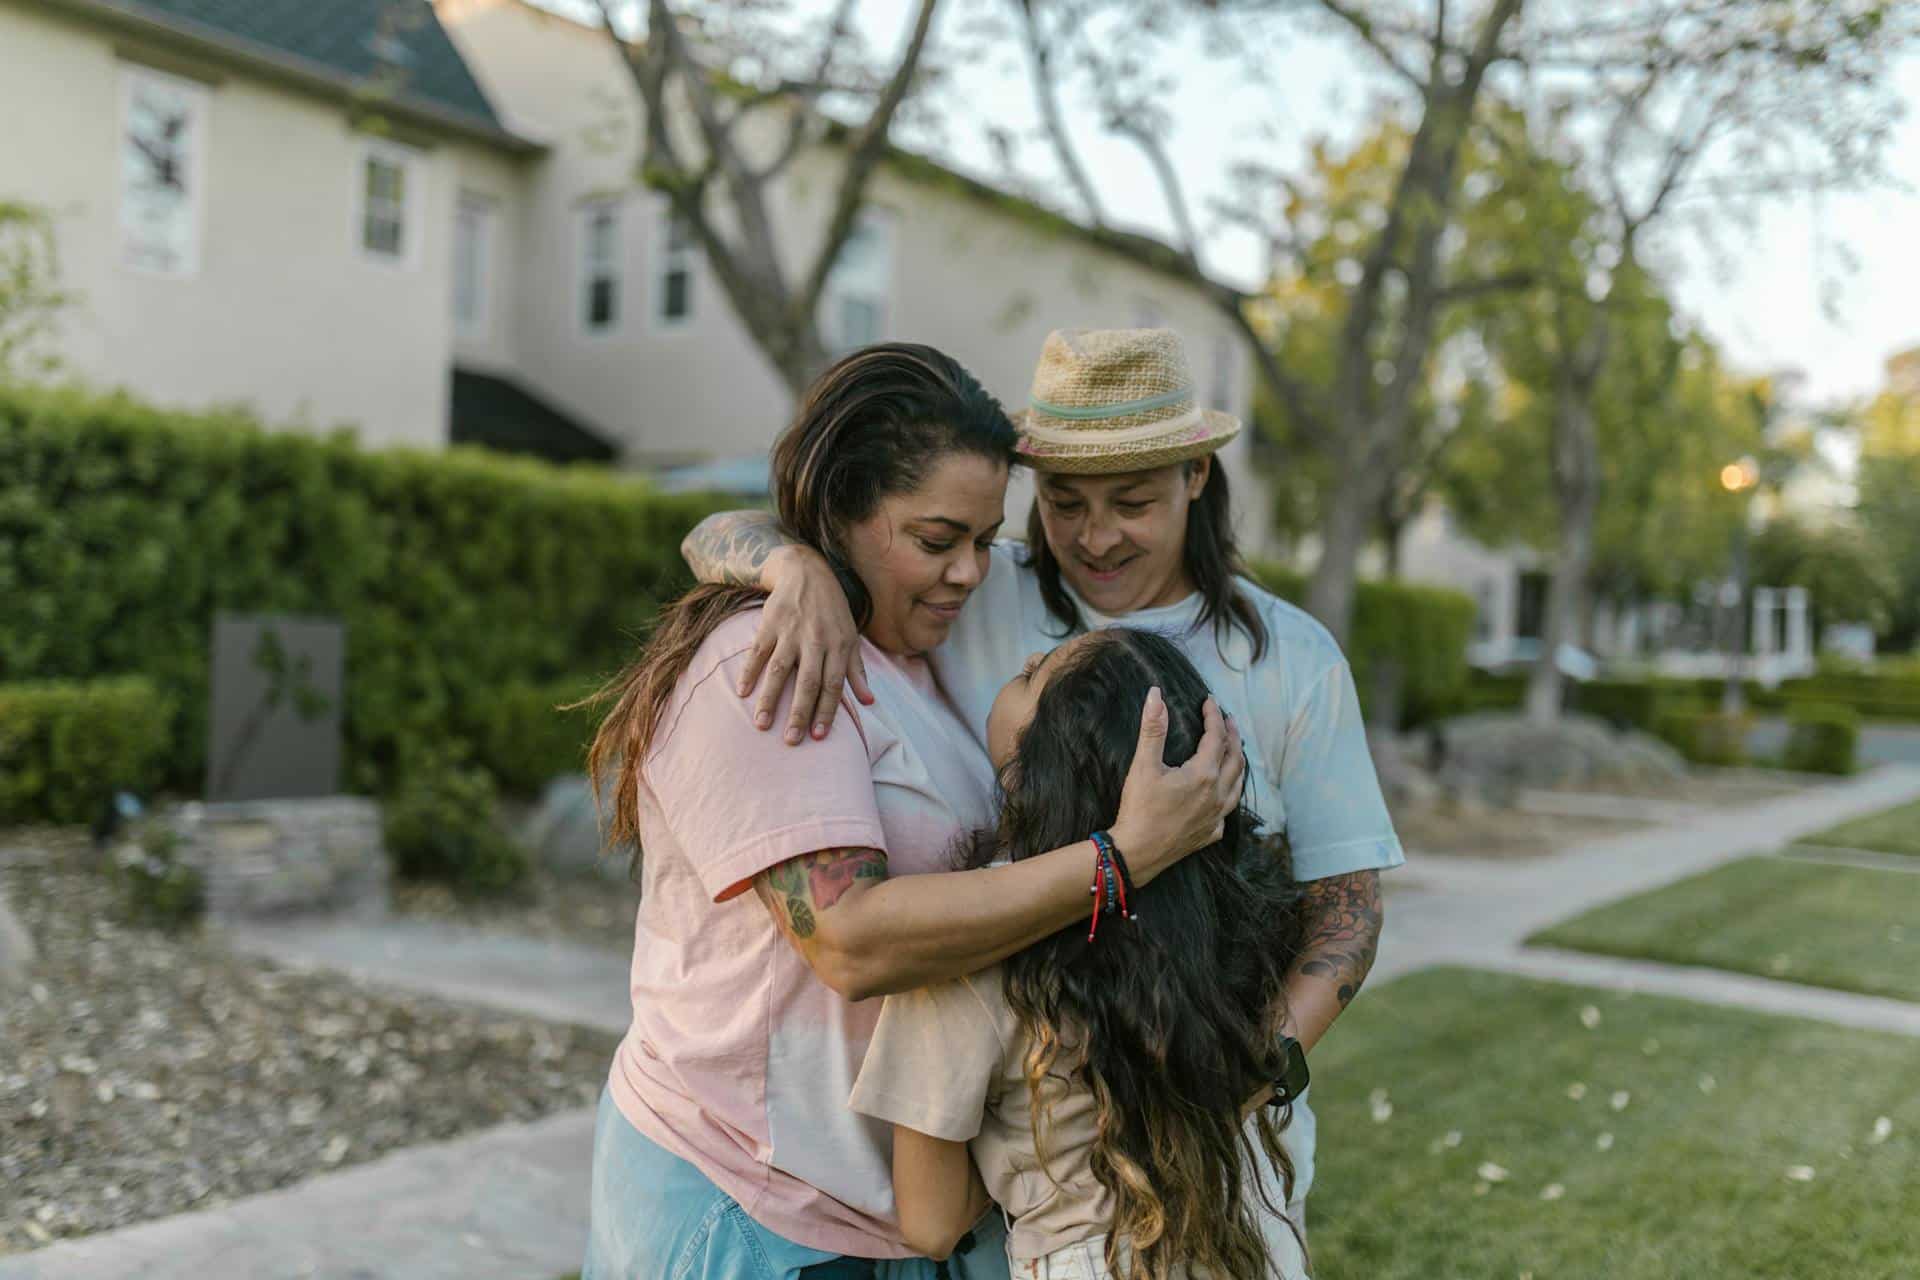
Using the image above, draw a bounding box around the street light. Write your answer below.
[1719,456,1760,714]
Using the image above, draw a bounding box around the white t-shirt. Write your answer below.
[925,542,1406,1199]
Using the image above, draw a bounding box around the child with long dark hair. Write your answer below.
[852,627,1310,1280]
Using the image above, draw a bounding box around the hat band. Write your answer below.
[1028,386,1194,420]
[1020,404,1206,446]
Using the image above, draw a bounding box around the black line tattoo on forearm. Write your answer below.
[682,511,796,587]
[1295,870,1382,1008]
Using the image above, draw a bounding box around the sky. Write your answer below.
[597,0,1920,406]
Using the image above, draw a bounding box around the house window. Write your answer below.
[357,141,421,264]
[453,193,492,340]
[1515,570,1550,642]
[120,65,207,276]
[822,213,891,352]
[653,204,696,328]
[579,200,622,334]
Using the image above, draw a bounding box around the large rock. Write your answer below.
[518,776,633,881]
[0,885,35,985]
[1367,728,1441,814]
[1431,712,1688,805]
[163,796,390,923]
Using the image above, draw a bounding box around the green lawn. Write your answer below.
[1307,968,1919,1279]
[1802,799,1920,858]
[1527,857,1920,1002]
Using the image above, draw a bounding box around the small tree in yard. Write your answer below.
[590,0,941,393]
[0,202,71,382]
[1488,0,1916,720]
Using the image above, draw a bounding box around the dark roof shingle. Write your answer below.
[119,0,502,131]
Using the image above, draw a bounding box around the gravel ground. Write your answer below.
[0,829,620,1256]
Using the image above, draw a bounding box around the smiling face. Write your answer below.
[985,632,1098,769]
[1034,458,1208,615]
[841,450,1009,657]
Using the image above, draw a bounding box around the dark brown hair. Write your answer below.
[960,627,1305,1278]
[1023,459,1270,664]
[583,343,1017,858]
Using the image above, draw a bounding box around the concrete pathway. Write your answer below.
[228,918,631,1035]
[1780,842,1920,874]
[19,765,1920,1279]
[0,1110,595,1280]
[1475,946,1920,1038]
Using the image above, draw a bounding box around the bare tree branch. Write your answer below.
[1017,0,1107,227]
[795,0,943,325]
[1314,0,1428,91]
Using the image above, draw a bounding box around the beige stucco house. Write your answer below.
[2,0,1267,540]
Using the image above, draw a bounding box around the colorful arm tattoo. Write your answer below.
[754,847,889,941]
[1294,869,1383,1009]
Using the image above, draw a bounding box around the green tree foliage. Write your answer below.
[1750,516,1899,635]
[1855,454,1920,653]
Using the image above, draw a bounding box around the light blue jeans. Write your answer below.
[584,1087,1012,1280]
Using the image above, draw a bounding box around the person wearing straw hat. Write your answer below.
[681,327,1403,1261]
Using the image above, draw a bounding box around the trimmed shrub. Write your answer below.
[1783,703,1859,776]
[0,677,171,823]
[111,823,205,930]
[1653,708,1751,768]
[1775,672,1920,722]
[1249,565,1476,727]
[1567,679,1667,733]
[465,677,603,798]
[382,751,529,895]
[0,384,733,798]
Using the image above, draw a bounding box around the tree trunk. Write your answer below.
[1307,451,1382,647]
[1527,364,1603,724]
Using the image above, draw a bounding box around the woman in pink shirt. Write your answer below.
[579,344,1244,1280]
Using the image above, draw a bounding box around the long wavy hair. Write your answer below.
[1023,460,1270,663]
[582,343,1017,863]
[960,628,1307,1279]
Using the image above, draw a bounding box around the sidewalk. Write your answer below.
[1377,763,1920,985]
[13,765,1920,1279]
[0,1109,595,1280]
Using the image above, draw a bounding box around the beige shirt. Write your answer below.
[849,965,1115,1261]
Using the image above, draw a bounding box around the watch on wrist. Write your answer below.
[1269,1035,1310,1108]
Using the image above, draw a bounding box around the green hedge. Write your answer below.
[0,677,172,823]
[0,384,734,797]
[1654,708,1751,767]
[1250,565,1476,728]
[1783,703,1859,776]
[1773,673,1920,723]
[466,677,604,797]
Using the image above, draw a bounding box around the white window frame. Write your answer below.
[452,191,494,342]
[118,64,209,278]
[354,138,425,268]
[650,200,698,331]
[820,210,893,353]
[577,197,624,337]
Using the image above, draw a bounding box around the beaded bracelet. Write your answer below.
[1087,831,1137,943]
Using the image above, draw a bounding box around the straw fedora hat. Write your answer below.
[1013,328,1241,474]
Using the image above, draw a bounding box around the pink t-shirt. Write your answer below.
[606,609,996,1258]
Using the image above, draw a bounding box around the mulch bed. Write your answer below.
[0,829,619,1256]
